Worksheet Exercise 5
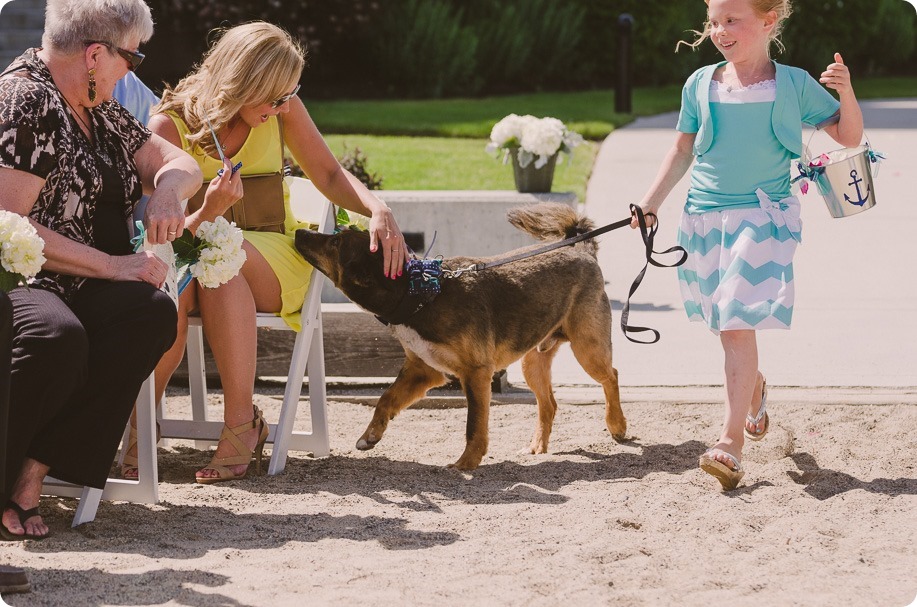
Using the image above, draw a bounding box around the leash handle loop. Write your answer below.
[619,205,688,344]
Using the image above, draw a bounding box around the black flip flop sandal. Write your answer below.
[1,501,51,541]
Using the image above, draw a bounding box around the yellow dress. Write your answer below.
[166,112,314,331]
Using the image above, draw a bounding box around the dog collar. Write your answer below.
[375,258,443,326]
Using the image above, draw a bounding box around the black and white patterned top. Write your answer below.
[0,49,151,300]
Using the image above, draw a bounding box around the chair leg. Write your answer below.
[268,326,313,475]
[307,322,330,458]
[132,372,159,503]
[72,487,102,527]
[186,323,212,450]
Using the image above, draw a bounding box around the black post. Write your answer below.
[615,13,635,114]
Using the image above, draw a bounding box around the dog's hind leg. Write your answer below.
[568,327,625,441]
[356,353,447,451]
[450,368,494,470]
[521,341,562,454]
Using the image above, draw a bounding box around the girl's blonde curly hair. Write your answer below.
[677,0,793,55]
[154,22,305,157]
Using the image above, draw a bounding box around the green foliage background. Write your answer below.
[142,0,916,99]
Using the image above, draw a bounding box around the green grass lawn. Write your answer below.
[324,135,598,202]
[309,87,683,140]
[310,77,915,196]
[308,77,917,141]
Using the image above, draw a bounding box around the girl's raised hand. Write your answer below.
[820,53,854,95]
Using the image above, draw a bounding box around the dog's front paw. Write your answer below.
[355,438,376,450]
[356,422,387,451]
[356,431,382,450]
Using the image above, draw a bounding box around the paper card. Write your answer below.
[143,238,179,309]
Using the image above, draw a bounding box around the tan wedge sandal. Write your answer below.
[699,448,745,491]
[195,406,269,484]
[121,422,161,480]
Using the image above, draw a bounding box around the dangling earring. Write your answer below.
[88,69,96,103]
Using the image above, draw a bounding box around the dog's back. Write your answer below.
[506,203,597,258]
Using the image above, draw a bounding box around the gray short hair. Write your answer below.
[43,0,154,54]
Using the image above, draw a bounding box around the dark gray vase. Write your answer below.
[511,153,557,193]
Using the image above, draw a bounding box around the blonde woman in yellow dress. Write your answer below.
[134,22,409,483]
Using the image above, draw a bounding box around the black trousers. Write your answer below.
[0,292,11,505]
[6,280,177,491]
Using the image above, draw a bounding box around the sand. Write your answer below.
[1,384,915,606]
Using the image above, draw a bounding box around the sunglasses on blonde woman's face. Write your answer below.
[271,84,301,109]
[84,40,145,71]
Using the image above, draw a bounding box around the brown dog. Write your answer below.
[295,203,623,470]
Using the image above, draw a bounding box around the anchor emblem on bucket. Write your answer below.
[844,169,870,206]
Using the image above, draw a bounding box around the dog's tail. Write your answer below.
[506,203,598,256]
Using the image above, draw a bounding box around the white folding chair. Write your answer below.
[158,176,334,474]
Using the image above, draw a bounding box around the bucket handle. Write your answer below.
[796,116,884,191]
[802,114,873,164]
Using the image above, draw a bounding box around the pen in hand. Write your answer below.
[217,161,243,178]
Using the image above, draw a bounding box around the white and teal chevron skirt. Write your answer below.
[677,189,802,334]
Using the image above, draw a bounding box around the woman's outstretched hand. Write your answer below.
[368,206,409,279]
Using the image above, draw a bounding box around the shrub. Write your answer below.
[338,145,383,191]
[369,0,479,98]
[140,0,915,99]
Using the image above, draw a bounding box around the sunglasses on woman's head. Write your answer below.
[271,84,301,109]
[84,40,145,71]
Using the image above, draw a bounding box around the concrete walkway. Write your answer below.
[508,99,917,390]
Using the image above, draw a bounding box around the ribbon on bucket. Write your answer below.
[792,147,885,195]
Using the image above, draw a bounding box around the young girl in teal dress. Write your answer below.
[634,0,863,490]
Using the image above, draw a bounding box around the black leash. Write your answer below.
[468,215,634,272]
[447,205,686,344]
[619,204,687,344]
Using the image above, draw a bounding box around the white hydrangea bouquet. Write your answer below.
[0,209,46,292]
[173,216,247,293]
[486,114,584,169]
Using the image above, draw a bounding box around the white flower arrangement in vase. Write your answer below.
[486,114,583,169]
[0,209,46,292]
[173,216,247,292]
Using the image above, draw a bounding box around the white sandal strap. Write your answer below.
[705,448,743,472]
[746,380,768,424]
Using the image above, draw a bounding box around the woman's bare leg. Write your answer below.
[195,241,281,480]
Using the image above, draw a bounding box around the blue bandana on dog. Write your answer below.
[406,258,443,297]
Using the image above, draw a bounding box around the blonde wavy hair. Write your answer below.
[154,22,305,156]
[677,0,793,55]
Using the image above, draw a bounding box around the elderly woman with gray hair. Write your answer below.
[0,0,201,538]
